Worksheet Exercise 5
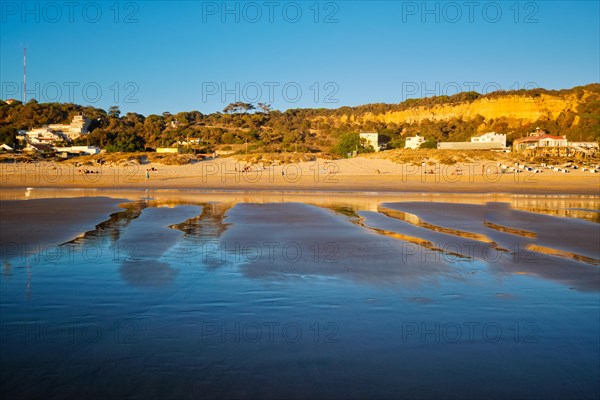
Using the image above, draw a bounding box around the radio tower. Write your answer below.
[23,48,27,103]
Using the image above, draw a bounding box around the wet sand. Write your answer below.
[1,193,599,399]
[218,202,461,285]
[116,205,202,287]
[0,197,126,262]
[2,192,598,290]
[377,202,600,290]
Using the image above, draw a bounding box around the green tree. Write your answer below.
[0,126,19,148]
[420,139,437,149]
[258,102,272,114]
[333,132,360,157]
[108,106,121,118]
[104,131,144,152]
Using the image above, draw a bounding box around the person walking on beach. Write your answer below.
[146,169,150,180]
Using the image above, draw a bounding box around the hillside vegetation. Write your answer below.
[1,84,598,156]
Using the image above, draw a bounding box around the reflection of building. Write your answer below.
[405,135,426,149]
[513,129,567,152]
[438,132,507,150]
[359,133,381,151]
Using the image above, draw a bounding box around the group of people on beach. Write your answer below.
[237,164,255,173]
[78,169,100,175]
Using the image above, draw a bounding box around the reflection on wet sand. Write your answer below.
[378,202,600,291]
[329,206,474,260]
[1,190,598,291]
[68,201,146,245]
[115,205,202,287]
[214,200,599,291]
[0,197,126,261]
[2,190,599,400]
[1,187,598,222]
[217,202,464,286]
[483,220,537,239]
[172,202,232,239]
[525,243,600,266]
[377,206,503,247]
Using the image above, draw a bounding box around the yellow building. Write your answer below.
[156,147,183,154]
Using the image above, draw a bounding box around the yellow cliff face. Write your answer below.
[320,91,594,129]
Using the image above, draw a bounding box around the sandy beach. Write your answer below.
[1,157,599,194]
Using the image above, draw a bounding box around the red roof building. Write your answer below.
[513,130,568,151]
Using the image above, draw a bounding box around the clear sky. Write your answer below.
[1,0,598,115]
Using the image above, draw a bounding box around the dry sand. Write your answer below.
[1,157,599,194]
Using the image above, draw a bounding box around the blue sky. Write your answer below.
[1,0,598,115]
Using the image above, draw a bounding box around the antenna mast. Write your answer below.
[23,48,27,103]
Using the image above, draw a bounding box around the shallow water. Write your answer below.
[1,190,599,399]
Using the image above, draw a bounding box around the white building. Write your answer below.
[47,115,91,141]
[24,115,92,145]
[569,142,599,150]
[513,130,568,151]
[54,146,100,156]
[24,128,65,144]
[359,133,380,151]
[405,135,426,149]
[438,132,507,150]
[471,132,506,148]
